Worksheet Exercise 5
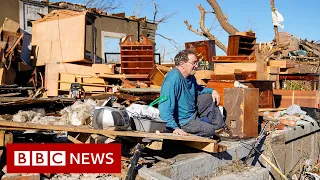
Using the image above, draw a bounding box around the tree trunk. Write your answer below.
[270,0,280,45]
[206,0,239,35]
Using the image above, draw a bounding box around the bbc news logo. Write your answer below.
[7,144,121,173]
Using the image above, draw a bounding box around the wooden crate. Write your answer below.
[148,64,171,86]
[224,88,259,138]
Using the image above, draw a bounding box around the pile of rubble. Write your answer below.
[278,32,320,73]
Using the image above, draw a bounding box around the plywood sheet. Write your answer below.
[33,14,86,66]
[91,64,115,75]
[2,18,19,32]
[214,63,257,74]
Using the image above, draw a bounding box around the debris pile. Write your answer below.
[10,99,96,126]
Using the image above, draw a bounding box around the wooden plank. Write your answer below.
[97,74,126,79]
[268,60,295,68]
[92,64,115,75]
[150,85,161,88]
[267,66,280,74]
[0,131,4,147]
[83,86,105,92]
[2,18,19,32]
[212,56,256,62]
[181,141,227,153]
[213,63,257,74]
[60,73,76,82]
[146,141,163,150]
[67,135,84,144]
[211,74,246,81]
[5,33,24,58]
[316,90,320,108]
[82,77,105,84]
[256,61,267,80]
[58,81,115,87]
[0,120,223,144]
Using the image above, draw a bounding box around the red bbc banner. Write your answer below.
[6,143,122,173]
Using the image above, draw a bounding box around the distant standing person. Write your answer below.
[158,50,232,137]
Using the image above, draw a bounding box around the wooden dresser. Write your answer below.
[120,35,154,82]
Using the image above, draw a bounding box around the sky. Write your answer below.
[52,0,320,62]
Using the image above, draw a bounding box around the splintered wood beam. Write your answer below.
[180,141,227,153]
[0,120,222,144]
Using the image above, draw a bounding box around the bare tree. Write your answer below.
[85,0,122,12]
[185,0,288,58]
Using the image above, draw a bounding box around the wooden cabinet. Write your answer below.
[224,88,259,138]
[185,40,216,62]
[227,35,256,56]
[206,80,274,108]
[120,35,155,80]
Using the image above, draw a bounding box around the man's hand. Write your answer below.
[173,129,188,136]
[211,90,220,105]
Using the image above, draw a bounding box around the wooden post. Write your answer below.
[270,0,280,46]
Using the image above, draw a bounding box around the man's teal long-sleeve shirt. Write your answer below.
[158,68,213,129]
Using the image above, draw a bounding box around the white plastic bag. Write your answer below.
[126,104,160,120]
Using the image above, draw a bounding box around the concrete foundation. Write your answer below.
[138,121,320,180]
[262,121,320,179]
[210,167,269,180]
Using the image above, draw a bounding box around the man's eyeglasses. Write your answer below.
[186,61,199,66]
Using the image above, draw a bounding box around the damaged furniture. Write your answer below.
[224,88,259,138]
[120,35,155,83]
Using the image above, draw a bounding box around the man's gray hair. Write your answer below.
[174,50,195,66]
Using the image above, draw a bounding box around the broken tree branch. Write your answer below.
[184,20,203,36]
[198,4,227,53]
[206,0,239,35]
[260,43,290,62]
[155,33,179,50]
[153,2,157,23]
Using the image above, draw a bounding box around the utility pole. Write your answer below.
[270,0,280,46]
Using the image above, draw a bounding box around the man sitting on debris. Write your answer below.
[159,50,231,137]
